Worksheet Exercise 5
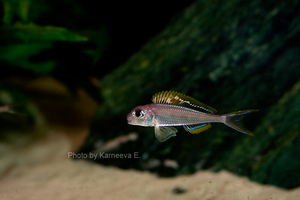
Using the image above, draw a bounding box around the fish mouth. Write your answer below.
[127,121,132,125]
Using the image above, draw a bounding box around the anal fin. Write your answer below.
[183,123,212,134]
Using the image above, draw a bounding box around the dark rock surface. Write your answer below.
[79,0,300,189]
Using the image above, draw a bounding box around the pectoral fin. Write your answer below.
[183,123,212,134]
[154,126,177,142]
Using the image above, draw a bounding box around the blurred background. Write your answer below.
[0,0,300,199]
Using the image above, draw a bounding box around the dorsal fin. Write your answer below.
[152,91,217,113]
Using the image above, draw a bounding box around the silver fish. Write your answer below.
[127,91,258,142]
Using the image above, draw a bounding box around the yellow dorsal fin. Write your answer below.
[152,91,217,113]
[183,123,212,134]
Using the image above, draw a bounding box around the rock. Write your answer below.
[79,0,300,189]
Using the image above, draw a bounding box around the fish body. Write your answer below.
[137,104,223,126]
[127,91,258,142]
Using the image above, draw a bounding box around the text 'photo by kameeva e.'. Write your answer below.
[68,152,140,160]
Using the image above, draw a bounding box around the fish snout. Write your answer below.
[127,112,134,125]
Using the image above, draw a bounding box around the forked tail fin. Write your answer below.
[224,109,259,136]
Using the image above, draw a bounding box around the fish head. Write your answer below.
[127,105,154,127]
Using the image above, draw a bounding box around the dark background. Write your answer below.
[1,0,300,190]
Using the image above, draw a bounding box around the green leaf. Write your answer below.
[1,23,88,42]
[0,43,55,74]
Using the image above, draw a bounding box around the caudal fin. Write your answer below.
[224,109,259,136]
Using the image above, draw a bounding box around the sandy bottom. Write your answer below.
[1,77,299,200]
[1,131,300,200]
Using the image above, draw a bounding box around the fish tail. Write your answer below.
[224,109,259,136]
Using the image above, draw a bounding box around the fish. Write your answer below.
[127,91,259,142]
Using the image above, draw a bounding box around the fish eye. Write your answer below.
[133,109,145,118]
